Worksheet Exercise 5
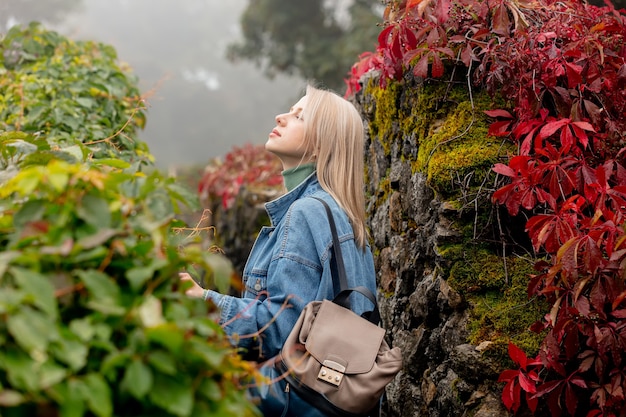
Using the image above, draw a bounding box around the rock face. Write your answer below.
[368,174,510,415]
[362,162,506,416]
[353,78,514,417]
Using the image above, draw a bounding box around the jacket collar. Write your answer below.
[265,172,321,226]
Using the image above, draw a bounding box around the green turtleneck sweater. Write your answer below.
[282,163,316,191]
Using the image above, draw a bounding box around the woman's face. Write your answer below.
[266,95,310,170]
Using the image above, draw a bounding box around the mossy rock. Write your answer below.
[362,75,543,366]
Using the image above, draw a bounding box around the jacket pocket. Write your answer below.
[244,274,267,297]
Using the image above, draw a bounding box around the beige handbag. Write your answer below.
[277,198,402,417]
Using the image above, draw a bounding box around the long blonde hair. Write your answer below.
[301,85,368,248]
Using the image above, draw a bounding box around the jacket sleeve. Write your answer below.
[204,203,326,360]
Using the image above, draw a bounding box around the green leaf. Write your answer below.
[14,168,42,195]
[188,339,226,369]
[60,145,86,162]
[12,199,46,228]
[76,269,121,305]
[85,300,126,316]
[93,322,114,343]
[126,258,168,291]
[91,158,131,169]
[75,228,118,250]
[38,360,68,389]
[1,348,39,391]
[125,266,153,291]
[147,350,178,375]
[7,306,57,354]
[0,390,25,406]
[75,97,95,109]
[11,266,58,319]
[149,374,194,417]
[48,170,69,192]
[146,323,184,353]
[204,252,234,294]
[166,182,200,211]
[100,350,131,377]
[139,296,165,328]
[83,373,113,417]
[50,332,88,371]
[77,194,111,228]
[121,359,153,399]
[0,288,26,315]
[0,250,20,279]
[196,378,222,402]
[69,318,96,342]
[57,379,87,417]
[4,139,37,158]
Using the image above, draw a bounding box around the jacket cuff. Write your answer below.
[203,289,231,324]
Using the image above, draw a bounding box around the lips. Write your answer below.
[270,129,281,137]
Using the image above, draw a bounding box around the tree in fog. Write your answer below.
[227,0,381,92]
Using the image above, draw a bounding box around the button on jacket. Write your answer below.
[204,173,377,361]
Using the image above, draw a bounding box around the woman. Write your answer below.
[181,84,377,416]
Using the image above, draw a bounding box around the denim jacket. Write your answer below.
[205,173,377,360]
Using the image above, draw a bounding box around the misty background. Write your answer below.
[1,0,307,169]
[1,0,383,170]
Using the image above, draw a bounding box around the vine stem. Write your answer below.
[84,100,146,146]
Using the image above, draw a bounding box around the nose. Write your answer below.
[275,112,287,126]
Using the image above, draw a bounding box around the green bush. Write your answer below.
[0,22,149,164]
[0,24,259,417]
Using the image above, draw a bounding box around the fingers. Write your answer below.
[179,272,204,298]
[179,272,193,281]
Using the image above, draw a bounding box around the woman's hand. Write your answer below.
[179,272,205,298]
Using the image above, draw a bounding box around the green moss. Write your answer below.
[366,80,515,201]
[447,247,547,362]
[364,80,400,156]
[414,86,512,198]
[375,176,392,208]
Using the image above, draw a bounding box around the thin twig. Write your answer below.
[496,201,510,285]
[84,102,145,146]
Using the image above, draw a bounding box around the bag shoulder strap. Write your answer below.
[310,196,349,293]
[310,196,381,325]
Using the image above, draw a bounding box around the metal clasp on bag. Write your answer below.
[317,360,346,387]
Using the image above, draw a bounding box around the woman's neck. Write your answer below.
[282,163,316,191]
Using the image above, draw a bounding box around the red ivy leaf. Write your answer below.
[460,43,473,66]
[527,391,539,413]
[435,0,451,24]
[492,3,511,36]
[565,62,583,88]
[508,342,530,369]
[413,54,430,78]
[488,120,513,137]
[565,382,579,416]
[484,109,514,118]
[431,53,444,78]
[526,213,577,253]
[501,379,522,412]
[519,371,538,393]
[378,25,394,50]
[535,379,563,397]
[539,118,570,141]
[492,162,516,177]
[498,369,521,383]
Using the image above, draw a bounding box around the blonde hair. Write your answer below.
[301,85,368,248]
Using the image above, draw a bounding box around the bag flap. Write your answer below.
[305,300,385,374]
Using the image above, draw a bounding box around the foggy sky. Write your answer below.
[4,0,304,168]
